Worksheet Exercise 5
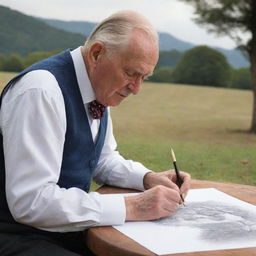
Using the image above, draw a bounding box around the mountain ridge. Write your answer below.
[0,5,85,55]
[40,17,249,68]
[0,5,249,68]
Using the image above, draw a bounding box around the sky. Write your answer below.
[0,0,249,50]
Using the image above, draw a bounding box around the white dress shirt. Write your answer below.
[0,47,151,232]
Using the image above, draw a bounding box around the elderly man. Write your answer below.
[0,10,190,255]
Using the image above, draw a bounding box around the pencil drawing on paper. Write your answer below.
[153,201,256,242]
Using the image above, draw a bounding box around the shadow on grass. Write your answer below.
[227,128,256,135]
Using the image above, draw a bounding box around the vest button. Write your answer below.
[89,160,95,169]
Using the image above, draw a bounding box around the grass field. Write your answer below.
[0,72,17,88]
[1,71,255,186]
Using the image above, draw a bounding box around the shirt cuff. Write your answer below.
[98,193,126,226]
[130,167,153,191]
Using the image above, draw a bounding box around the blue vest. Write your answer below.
[0,50,108,226]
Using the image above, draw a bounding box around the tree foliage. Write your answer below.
[179,0,256,132]
[179,0,252,46]
[230,68,251,90]
[0,50,61,72]
[2,54,24,72]
[172,46,231,87]
[0,54,6,71]
[24,50,61,68]
[149,67,173,83]
[156,50,183,69]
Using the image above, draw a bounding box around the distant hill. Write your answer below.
[214,47,249,69]
[0,5,85,55]
[38,18,96,37]
[158,32,194,51]
[0,5,249,68]
[40,18,249,69]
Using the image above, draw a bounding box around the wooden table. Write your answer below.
[85,180,256,256]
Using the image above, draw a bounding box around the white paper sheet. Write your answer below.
[113,188,256,255]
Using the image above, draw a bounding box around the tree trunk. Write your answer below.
[249,0,256,133]
[250,55,256,133]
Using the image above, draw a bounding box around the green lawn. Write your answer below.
[111,82,256,186]
[1,72,255,186]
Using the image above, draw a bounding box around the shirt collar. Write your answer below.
[70,46,95,104]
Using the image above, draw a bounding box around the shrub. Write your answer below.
[149,67,173,83]
[172,46,231,87]
[230,68,251,90]
[2,53,24,72]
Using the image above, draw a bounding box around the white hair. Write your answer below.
[84,10,159,57]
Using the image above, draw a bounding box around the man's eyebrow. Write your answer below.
[133,67,153,77]
[130,67,154,79]
[133,67,144,75]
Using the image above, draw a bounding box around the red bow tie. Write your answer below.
[88,100,106,119]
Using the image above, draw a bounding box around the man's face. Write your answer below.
[89,31,159,107]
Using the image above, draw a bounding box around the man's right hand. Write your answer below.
[124,185,180,221]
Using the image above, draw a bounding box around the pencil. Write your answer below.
[171,148,185,205]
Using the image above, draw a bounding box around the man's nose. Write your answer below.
[128,78,142,95]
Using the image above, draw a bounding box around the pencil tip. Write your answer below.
[170,147,176,162]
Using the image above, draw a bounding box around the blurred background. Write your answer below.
[0,0,255,186]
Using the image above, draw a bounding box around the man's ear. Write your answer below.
[88,42,105,67]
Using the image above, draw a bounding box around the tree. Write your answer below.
[3,54,24,72]
[149,67,173,83]
[230,68,251,90]
[157,50,183,69]
[0,54,6,71]
[179,0,256,132]
[172,46,231,87]
[24,49,61,68]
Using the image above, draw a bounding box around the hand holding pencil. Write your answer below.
[143,158,191,204]
[127,156,191,221]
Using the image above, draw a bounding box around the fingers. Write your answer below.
[143,171,179,191]
[166,170,191,197]
[143,170,191,200]
[156,186,180,218]
[160,177,179,192]
[125,185,180,221]
[161,199,179,217]
[179,171,191,196]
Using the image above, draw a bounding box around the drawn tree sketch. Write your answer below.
[153,201,256,242]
